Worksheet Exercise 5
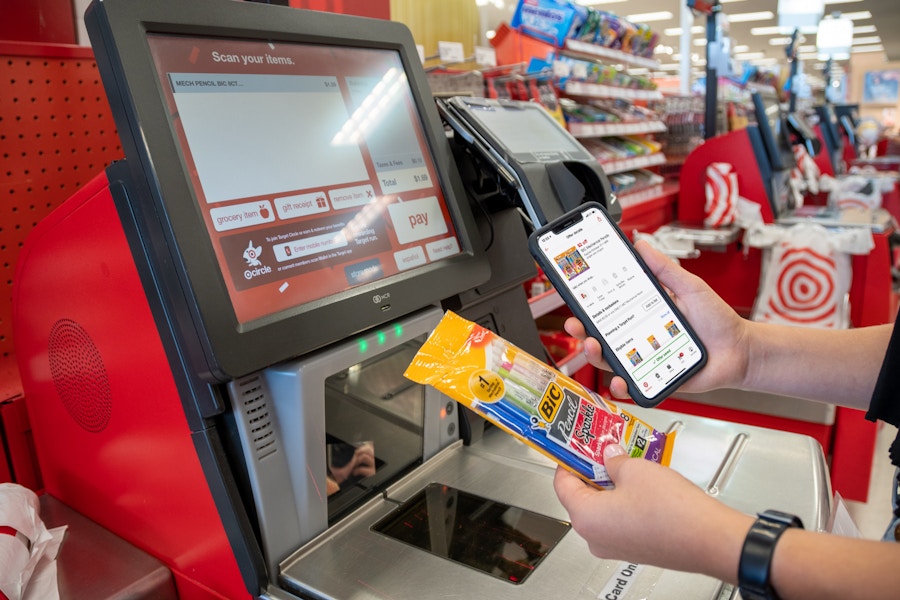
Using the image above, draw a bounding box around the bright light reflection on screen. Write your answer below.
[169,73,368,205]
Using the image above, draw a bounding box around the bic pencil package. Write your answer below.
[404,311,674,488]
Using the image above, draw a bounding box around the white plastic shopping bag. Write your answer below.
[748,223,873,329]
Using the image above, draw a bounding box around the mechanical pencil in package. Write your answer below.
[404,310,675,488]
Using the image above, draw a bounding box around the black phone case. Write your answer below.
[527,201,707,408]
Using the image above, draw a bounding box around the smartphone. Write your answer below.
[528,201,707,407]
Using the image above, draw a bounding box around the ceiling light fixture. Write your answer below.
[851,44,884,53]
[624,11,674,23]
[852,36,882,46]
[750,26,787,35]
[663,26,704,36]
[727,11,775,23]
[734,51,766,60]
[853,25,877,34]
[839,11,872,20]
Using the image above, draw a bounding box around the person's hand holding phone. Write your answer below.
[564,238,752,401]
[530,203,708,406]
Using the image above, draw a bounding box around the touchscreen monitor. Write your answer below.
[87,0,489,380]
[148,35,463,324]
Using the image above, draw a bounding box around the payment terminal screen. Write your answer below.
[536,207,703,399]
[461,102,593,163]
[147,35,462,324]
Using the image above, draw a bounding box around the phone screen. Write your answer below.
[533,204,704,402]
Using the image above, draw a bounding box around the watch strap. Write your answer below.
[738,510,804,600]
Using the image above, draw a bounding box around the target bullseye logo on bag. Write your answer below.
[754,242,846,328]
[768,246,837,324]
[749,223,871,330]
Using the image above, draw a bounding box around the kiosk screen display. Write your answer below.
[147,35,463,324]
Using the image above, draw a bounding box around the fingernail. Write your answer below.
[604,444,626,459]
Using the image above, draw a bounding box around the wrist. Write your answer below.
[738,320,766,392]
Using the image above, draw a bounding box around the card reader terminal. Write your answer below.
[438,96,619,228]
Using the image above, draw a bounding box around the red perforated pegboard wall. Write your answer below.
[1,42,123,362]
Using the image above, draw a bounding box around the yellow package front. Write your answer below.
[404,311,675,488]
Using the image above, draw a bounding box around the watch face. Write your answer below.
[760,509,804,529]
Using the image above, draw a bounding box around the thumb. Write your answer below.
[633,239,692,297]
[602,443,628,483]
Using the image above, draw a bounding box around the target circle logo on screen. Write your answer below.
[766,246,837,325]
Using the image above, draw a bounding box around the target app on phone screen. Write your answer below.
[538,207,703,399]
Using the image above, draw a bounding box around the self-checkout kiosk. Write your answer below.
[13,1,832,598]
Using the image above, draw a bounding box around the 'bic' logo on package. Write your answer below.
[539,382,564,422]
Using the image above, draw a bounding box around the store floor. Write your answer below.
[844,422,898,539]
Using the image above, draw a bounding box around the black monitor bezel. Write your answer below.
[86,0,490,382]
[750,90,795,173]
[814,104,842,155]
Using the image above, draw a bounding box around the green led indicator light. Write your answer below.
[394,324,403,337]
[377,331,387,345]
[358,339,368,353]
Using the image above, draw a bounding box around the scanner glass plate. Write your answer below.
[372,483,571,584]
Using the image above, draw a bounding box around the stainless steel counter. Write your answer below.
[40,494,177,600]
[278,407,830,600]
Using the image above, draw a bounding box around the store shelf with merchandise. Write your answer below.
[553,50,667,189]
[490,23,669,185]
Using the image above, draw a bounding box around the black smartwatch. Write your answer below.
[738,509,804,600]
